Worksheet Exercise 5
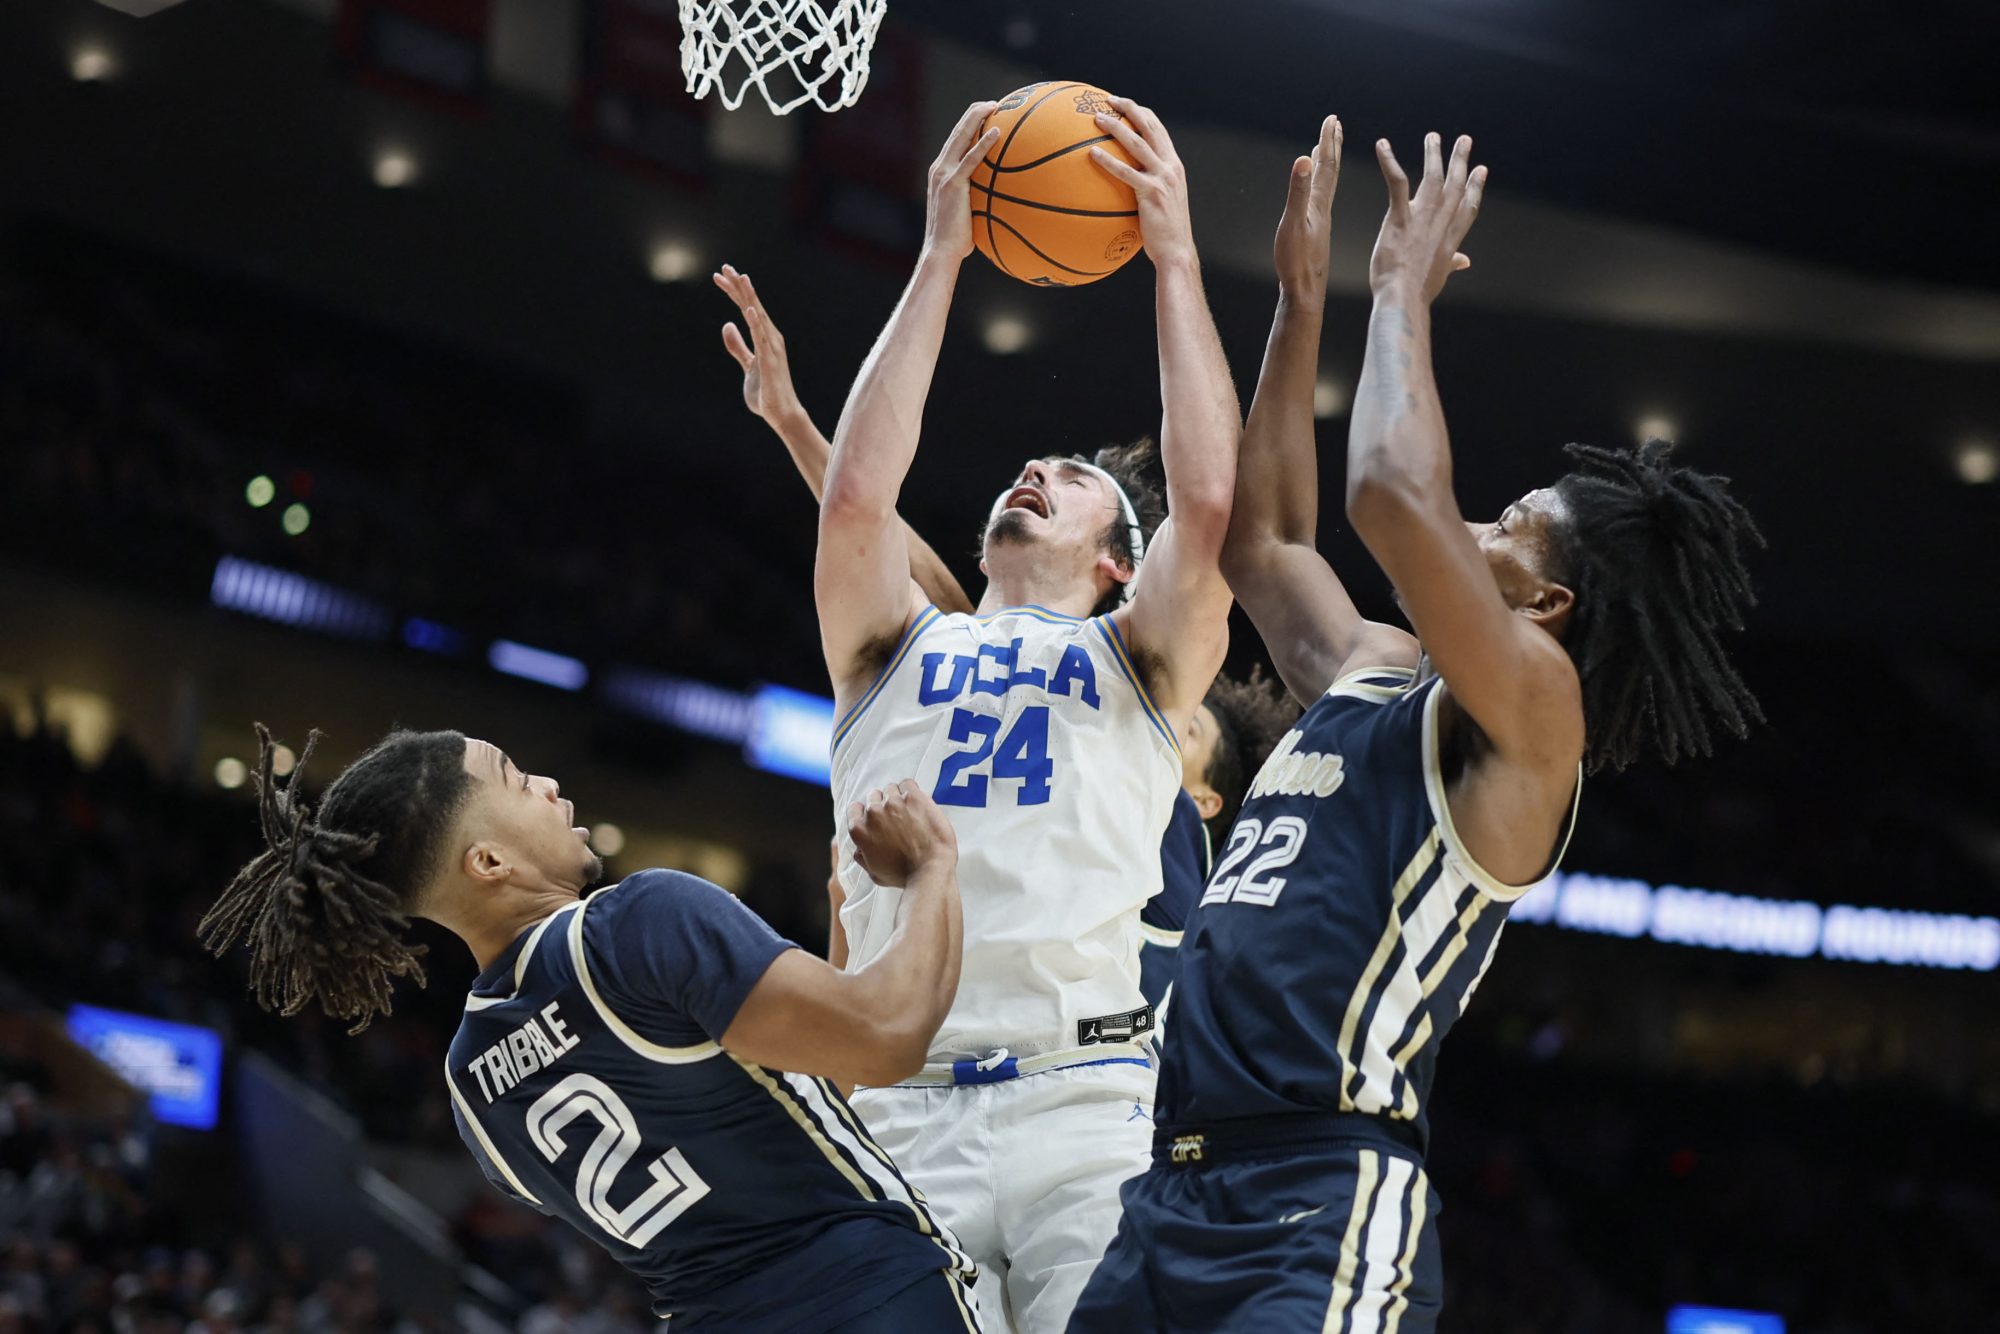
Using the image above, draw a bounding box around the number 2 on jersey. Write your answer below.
[526,1073,711,1247]
[934,706,1053,808]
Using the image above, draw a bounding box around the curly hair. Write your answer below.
[198,725,472,1033]
[1546,438,1764,773]
[1198,666,1301,837]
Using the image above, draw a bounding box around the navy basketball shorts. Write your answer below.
[827,1265,984,1332]
[1068,1115,1442,1334]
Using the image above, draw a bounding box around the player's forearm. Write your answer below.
[823,253,962,523]
[770,408,833,503]
[901,526,975,616]
[1154,258,1240,542]
[1346,286,1453,527]
[1227,294,1326,567]
[844,858,961,1077]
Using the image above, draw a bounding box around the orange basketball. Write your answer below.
[970,82,1145,287]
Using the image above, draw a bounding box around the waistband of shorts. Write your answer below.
[883,1042,1153,1088]
[1152,1110,1424,1169]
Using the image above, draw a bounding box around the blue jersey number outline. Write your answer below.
[934,706,1053,808]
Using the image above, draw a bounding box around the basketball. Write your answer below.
[971,82,1146,287]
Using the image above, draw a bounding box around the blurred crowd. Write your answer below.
[0,224,829,695]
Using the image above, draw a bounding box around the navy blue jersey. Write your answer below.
[445,870,973,1329]
[1139,790,1210,1010]
[1157,669,1578,1155]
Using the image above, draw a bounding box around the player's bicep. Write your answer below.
[1227,539,1418,706]
[815,498,928,684]
[1120,515,1233,714]
[719,951,878,1082]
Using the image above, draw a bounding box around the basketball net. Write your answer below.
[678,0,888,114]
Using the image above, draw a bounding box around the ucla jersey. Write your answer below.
[1157,668,1579,1153]
[1140,790,1209,1012]
[832,605,1183,1061]
[445,871,974,1329]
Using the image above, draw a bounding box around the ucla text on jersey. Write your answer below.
[832,605,1183,1063]
[446,871,976,1330]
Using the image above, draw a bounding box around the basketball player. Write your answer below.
[812,99,1241,1331]
[711,265,1294,1016]
[1072,121,1763,1331]
[198,727,984,1331]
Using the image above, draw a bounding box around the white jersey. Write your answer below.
[832,604,1184,1062]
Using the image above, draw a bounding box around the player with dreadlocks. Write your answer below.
[710,264,1297,1023]
[1074,119,1762,1332]
[200,726,986,1331]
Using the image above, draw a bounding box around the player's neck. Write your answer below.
[448,885,581,973]
[976,567,1100,619]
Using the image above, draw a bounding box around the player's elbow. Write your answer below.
[846,1025,930,1087]
[819,464,895,530]
[1345,468,1430,540]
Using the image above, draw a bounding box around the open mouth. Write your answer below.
[1003,485,1050,519]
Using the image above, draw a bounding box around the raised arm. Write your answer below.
[715,265,973,617]
[1345,133,1581,764]
[1093,97,1239,729]
[817,104,997,695]
[1222,117,1417,706]
[722,783,961,1088]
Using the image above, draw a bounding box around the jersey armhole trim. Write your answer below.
[832,605,942,754]
[1325,663,1419,702]
[1093,615,1181,756]
[1421,682,1584,902]
[569,888,725,1064]
[444,1065,544,1206]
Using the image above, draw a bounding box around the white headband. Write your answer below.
[1073,461,1145,603]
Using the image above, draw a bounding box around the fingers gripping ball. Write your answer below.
[970,83,1145,287]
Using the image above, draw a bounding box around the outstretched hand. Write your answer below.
[1274,115,1343,308]
[924,101,1000,262]
[1089,96,1196,271]
[713,264,802,427]
[1370,132,1487,303]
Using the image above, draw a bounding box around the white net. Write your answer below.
[678,0,890,115]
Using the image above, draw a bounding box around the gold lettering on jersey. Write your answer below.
[1247,730,1347,802]
[1170,1134,1206,1164]
[468,1001,583,1104]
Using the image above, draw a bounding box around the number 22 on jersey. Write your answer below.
[933,705,1053,808]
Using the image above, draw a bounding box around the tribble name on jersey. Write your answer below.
[468,1001,581,1103]
[917,635,1101,709]
[1247,729,1347,801]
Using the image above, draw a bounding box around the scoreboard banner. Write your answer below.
[335,0,493,113]
[574,0,712,184]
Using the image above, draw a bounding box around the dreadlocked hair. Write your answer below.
[1072,437,1168,618]
[198,724,472,1034]
[1199,666,1302,838]
[1546,438,1764,774]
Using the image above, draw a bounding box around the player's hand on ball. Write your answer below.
[713,265,803,428]
[925,101,1000,262]
[847,780,958,889]
[1275,116,1343,310]
[1369,132,1487,303]
[1090,97,1196,271]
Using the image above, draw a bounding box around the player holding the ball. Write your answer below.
[813,95,1239,1332]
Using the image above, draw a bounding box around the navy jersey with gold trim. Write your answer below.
[445,870,974,1330]
[1139,790,1209,1011]
[1156,668,1578,1154]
